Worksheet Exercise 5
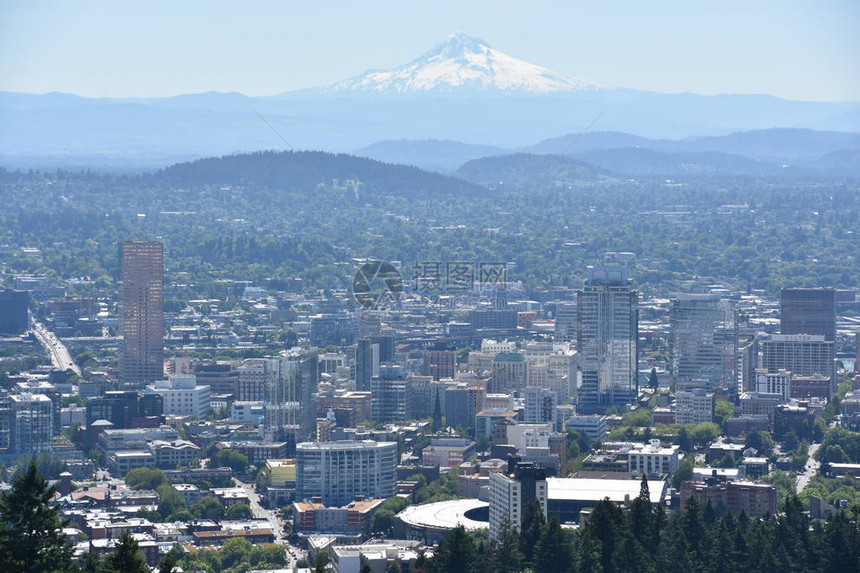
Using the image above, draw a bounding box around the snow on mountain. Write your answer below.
[326,33,601,94]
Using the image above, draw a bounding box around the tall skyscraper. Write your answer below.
[780,288,836,341]
[371,363,406,423]
[355,339,376,392]
[577,266,638,413]
[120,241,164,386]
[671,295,738,392]
[264,348,319,446]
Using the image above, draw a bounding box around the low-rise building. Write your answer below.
[230,401,265,426]
[627,440,680,475]
[173,483,204,506]
[675,389,715,425]
[216,441,289,466]
[331,540,423,573]
[145,375,211,418]
[264,459,297,487]
[707,442,746,464]
[680,480,776,517]
[293,496,383,534]
[421,438,475,467]
[564,415,607,441]
[149,439,200,469]
[209,487,250,508]
[108,451,154,475]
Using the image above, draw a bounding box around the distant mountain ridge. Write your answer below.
[1,34,859,168]
[355,128,860,174]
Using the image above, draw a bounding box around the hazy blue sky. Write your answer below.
[1,0,858,101]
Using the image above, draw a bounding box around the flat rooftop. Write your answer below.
[547,478,667,505]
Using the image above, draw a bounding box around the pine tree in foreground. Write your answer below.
[0,461,74,573]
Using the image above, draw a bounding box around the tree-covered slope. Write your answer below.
[155,150,489,198]
[455,153,609,190]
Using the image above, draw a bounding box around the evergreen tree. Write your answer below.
[100,533,150,573]
[80,550,102,573]
[657,519,693,573]
[677,427,692,453]
[534,516,574,573]
[578,526,605,573]
[648,367,659,389]
[157,553,177,573]
[630,474,656,557]
[583,499,627,573]
[681,498,707,561]
[489,518,523,573]
[0,461,74,573]
[432,391,442,433]
[519,500,546,567]
[432,525,478,573]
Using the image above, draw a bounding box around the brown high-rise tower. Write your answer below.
[120,241,164,386]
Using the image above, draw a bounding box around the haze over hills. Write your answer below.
[356,128,860,175]
[0,34,858,169]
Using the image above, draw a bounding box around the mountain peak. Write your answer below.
[429,32,491,57]
[326,33,600,95]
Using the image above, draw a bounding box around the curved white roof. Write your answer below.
[396,499,488,532]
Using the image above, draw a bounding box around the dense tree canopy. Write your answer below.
[1,167,859,299]
[423,495,859,573]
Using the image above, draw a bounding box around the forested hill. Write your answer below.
[455,153,609,190]
[153,150,488,198]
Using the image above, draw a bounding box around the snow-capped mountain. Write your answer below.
[326,33,601,94]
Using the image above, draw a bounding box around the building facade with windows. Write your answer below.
[488,457,547,539]
[577,266,638,413]
[295,440,397,506]
[119,240,164,386]
[780,287,836,341]
[671,295,737,392]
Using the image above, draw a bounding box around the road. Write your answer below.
[796,442,821,494]
[234,478,303,569]
[31,320,81,375]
